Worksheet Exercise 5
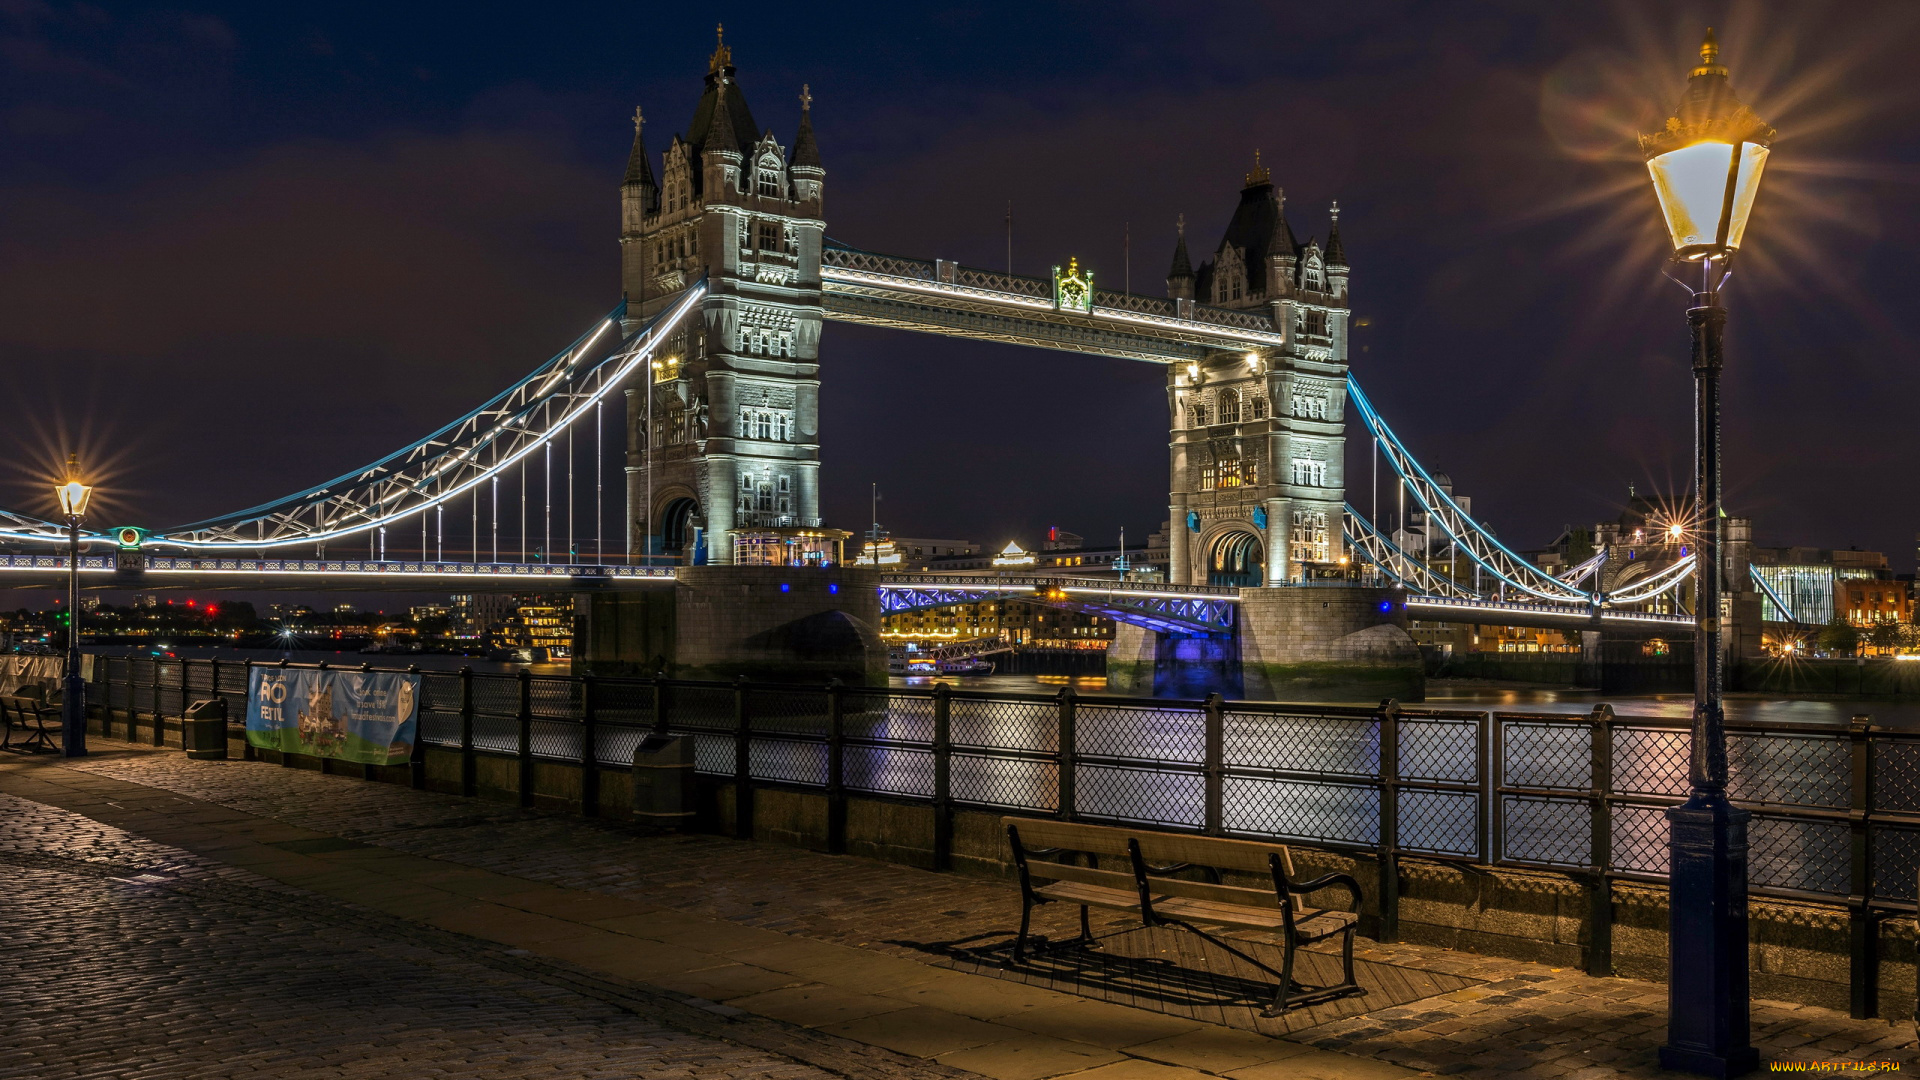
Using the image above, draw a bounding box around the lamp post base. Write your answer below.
[60,674,87,758]
[1660,791,1756,1078]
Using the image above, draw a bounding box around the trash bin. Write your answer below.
[632,734,694,830]
[183,698,228,760]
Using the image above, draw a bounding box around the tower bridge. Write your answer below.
[0,32,1714,697]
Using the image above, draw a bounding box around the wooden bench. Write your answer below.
[1,685,57,754]
[1005,816,1365,1015]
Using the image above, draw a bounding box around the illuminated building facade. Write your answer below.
[622,31,825,565]
[487,595,575,658]
[880,598,1114,647]
[1165,158,1350,587]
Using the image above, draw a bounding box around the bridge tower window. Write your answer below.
[1290,459,1327,487]
[758,169,782,198]
[1290,510,1330,565]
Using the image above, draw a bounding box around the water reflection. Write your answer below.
[899,673,1920,729]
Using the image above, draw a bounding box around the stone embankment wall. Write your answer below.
[106,710,1914,1022]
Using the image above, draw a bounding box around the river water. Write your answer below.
[91,646,1920,729]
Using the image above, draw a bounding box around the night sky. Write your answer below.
[3,1,1917,594]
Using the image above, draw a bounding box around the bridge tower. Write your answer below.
[1165,155,1350,587]
[620,29,826,564]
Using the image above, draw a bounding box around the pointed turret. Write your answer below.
[619,105,657,300]
[1324,201,1347,267]
[789,83,825,208]
[705,80,743,157]
[1263,185,1297,301]
[792,84,821,169]
[624,106,657,193]
[1166,214,1195,300]
[688,24,761,161]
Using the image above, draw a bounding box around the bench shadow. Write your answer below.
[887,924,1483,1037]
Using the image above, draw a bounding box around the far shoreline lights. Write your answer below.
[990,541,1036,568]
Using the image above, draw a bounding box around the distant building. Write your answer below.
[493,597,574,658]
[450,594,518,639]
[880,598,1113,648]
[1753,546,1907,627]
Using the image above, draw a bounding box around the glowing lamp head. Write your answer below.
[54,465,92,519]
[1668,522,1685,540]
[1639,28,1774,260]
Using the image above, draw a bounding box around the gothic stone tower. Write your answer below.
[620,31,825,564]
[1164,155,1351,587]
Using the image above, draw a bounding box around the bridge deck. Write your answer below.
[0,554,1697,632]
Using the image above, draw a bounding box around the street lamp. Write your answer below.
[54,456,93,758]
[1640,28,1772,1078]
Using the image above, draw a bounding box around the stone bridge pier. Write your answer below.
[573,566,888,685]
[1108,584,1423,702]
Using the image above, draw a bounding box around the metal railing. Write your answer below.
[88,653,1919,1017]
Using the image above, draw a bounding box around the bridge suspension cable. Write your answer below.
[140,284,705,552]
[1341,506,1479,599]
[1345,375,1598,604]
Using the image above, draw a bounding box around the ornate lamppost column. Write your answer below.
[55,457,94,758]
[1640,30,1773,1078]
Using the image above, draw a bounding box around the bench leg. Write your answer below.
[1265,937,1296,1017]
[1340,926,1357,991]
[1011,898,1035,964]
[1078,904,1097,948]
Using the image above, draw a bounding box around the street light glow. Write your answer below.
[1639,28,1775,261]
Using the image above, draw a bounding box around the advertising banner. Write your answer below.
[246,667,420,765]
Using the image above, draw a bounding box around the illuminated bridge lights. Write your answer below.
[0,553,675,581]
[875,575,1240,635]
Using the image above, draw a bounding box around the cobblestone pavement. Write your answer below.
[12,742,1919,1079]
[0,792,886,1080]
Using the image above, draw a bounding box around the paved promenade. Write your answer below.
[1,740,1911,1079]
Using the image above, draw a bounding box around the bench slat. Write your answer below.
[1023,861,1137,892]
[1130,831,1297,878]
[1034,881,1140,912]
[1153,896,1358,938]
[1004,817,1136,858]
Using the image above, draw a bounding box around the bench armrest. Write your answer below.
[1289,872,1362,913]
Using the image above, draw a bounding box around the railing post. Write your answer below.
[242,659,255,760]
[1490,709,1506,869]
[933,682,952,868]
[459,667,476,797]
[733,676,753,840]
[318,661,335,770]
[1377,697,1401,942]
[406,665,425,790]
[517,670,534,808]
[1849,714,1877,1019]
[1588,703,1615,978]
[123,655,136,742]
[153,658,169,747]
[1204,692,1225,836]
[651,668,669,735]
[277,659,293,766]
[208,657,220,746]
[827,679,848,856]
[1057,686,1077,820]
[580,674,599,817]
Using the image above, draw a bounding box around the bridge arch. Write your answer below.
[652,489,700,562]
[1206,529,1265,588]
